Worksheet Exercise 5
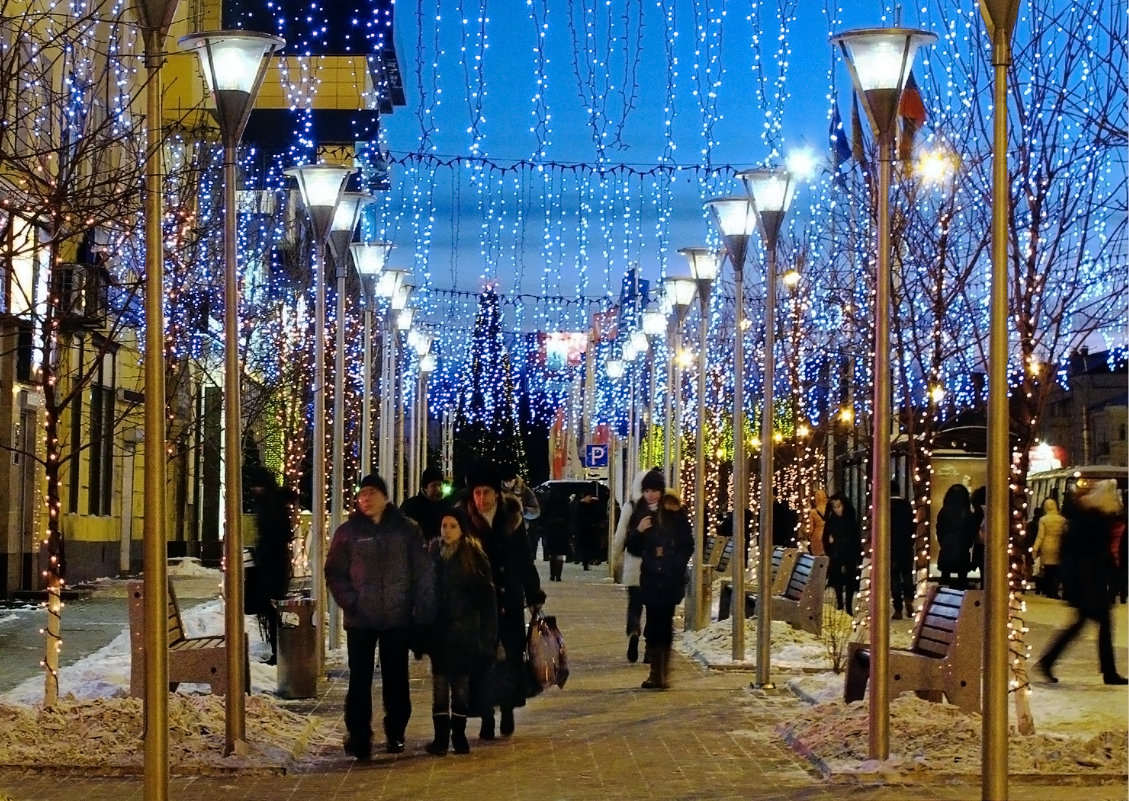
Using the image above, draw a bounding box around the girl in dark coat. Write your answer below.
[625,469,693,690]
[822,493,862,613]
[247,467,294,665]
[936,483,972,589]
[424,510,498,755]
[456,463,546,739]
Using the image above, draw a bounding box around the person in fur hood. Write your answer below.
[612,469,652,663]
[1037,479,1128,685]
[456,462,546,738]
[624,469,693,690]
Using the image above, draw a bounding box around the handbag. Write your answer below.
[526,609,569,692]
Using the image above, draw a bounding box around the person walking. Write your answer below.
[538,489,572,581]
[456,463,545,739]
[246,467,295,666]
[624,469,693,690]
[1037,480,1128,685]
[612,469,650,663]
[1031,497,1066,599]
[401,465,449,543]
[325,473,437,760]
[772,490,799,548]
[936,483,973,589]
[823,493,861,613]
[806,488,828,556]
[890,479,916,620]
[423,509,498,756]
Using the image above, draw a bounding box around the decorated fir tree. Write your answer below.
[454,285,529,482]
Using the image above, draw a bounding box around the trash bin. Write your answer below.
[274,597,317,699]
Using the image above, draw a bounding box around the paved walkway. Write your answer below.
[0,563,1125,801]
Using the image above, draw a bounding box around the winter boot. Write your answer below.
[424,714,450,756]
[641,648,666,689]
[626,633,640,663]
[479,710,496,740]
[499,707,515,737]
[450,714,470,754]
[659,647,673,689]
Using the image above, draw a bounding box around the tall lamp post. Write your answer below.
[665,276,697,494]
[284,163,355,676]
[739,166,797,689]
[418,349,438,482]
[326,191,373,650]
[137,1,181,794]
[393,293,416,503]
[606,357,626,497]
[409,329,435,492]
[980,2,1020,797]
[180,29,284,754]
[706,196,757,661]
[679,247,720,631]
[350,241,393,475]
[831,24,935,760]
[641,307,667,472]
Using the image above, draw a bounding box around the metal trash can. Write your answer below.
[274,597,317,699]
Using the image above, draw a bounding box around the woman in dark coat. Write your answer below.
[822,493,861,613]
[247,467,294,665]
[1038,481,1127,684]
[936,483,972,589]
[624,469,693,690]
[424,510,498,755]
[456,463,546,739]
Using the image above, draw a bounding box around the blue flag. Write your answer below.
[830,102,852,167]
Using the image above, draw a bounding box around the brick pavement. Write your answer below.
[1,563,1125,801]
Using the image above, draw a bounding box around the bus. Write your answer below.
[1026,465,1128,515]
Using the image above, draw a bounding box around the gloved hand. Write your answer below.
[495,642,507,661]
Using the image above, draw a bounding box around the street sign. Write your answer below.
[585,444,608,468]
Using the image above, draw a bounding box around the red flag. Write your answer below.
[898,71,927,161]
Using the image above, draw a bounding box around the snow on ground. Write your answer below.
[677,585,1129,779]
[0,563,338,772]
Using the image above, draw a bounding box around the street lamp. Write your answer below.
[326,191,373,651]
[738,166,798,690]
[375,269,408,498]
[409,327,434,496]
[350,241,393,476]
[980,1,1021,795]
[284,162,355,677]
[706,196,757,661]
[665,275,697,493]
[831,23,935,761]
[392,285,415,503]
[180,28,284,755]
[678,246,721,631]
[137,2,182,794]
[641,307,667,471]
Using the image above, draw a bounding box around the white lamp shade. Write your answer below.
[705,197,757,238]
[622,339,639,363]
[375,268,405,299]
[666,276,697,308]
[391,282,415,311]
[180,31,284,93]
[396,307,415,331]
[606,359,625,380]
[420,352,438,374]
[629,329,649,355]
[332,192,374,234]
[834,28,933,92]
[350,241,393,276]
[284,164,354,210]
[642,309,667,337]
[678,247,721,282]
[409,328,434,357]
[740,168,795,215]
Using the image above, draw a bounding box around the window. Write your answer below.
[86,342,117,516]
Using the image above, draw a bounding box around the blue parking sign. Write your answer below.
[585,444,608,468]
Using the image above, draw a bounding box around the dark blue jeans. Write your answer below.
[345,628,411,744]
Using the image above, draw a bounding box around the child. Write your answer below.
[425,510,498,755]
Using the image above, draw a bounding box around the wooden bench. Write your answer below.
[128,579,247,696]
[717,547,800,621]
[843,584,984,713]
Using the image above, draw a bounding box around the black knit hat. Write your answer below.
[465,462,502,494]
[641,469,666,493]
[359,473,389,497]
[420,466,444,487]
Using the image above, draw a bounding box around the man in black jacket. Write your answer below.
[325,473,437,759]
[401,465,448,543]
[890,479,916,620]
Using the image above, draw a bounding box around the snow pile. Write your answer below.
[0,694,331,774]
[776,694,1127,777]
